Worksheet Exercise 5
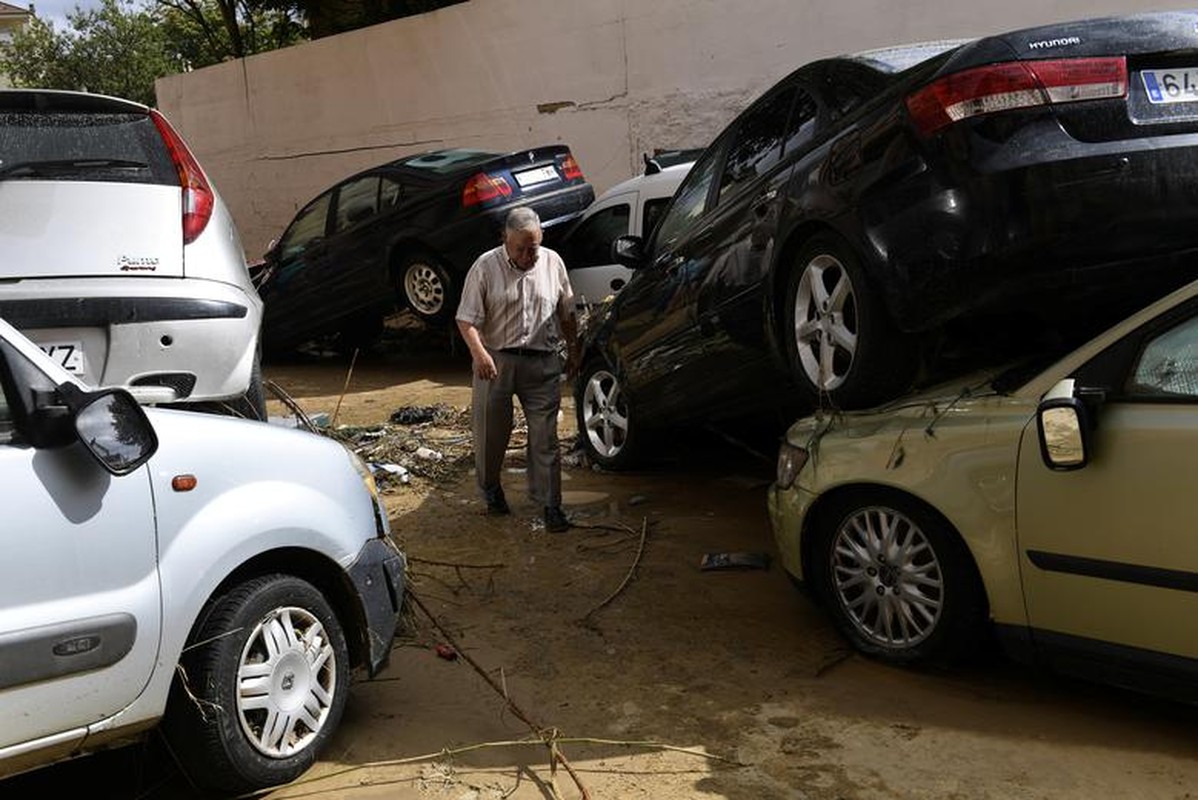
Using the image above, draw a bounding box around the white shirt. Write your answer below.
[455,245,575,351]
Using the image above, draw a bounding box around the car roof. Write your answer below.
[593,161,693,205]
[842,39,973,73]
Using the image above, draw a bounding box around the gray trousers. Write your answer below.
[472,349,562,508]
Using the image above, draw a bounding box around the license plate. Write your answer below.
[1140,68,1198,104]
[513,165,559,188]
[39,342,87,375]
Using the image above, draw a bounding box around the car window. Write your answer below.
[0,385,11,444]
[717,87,796,205]
[0,111,176,185]
[820,62,889,120]
[653,148,721,250]
[334,176,380,233]
[381,176,402,208]
[642,197,671,240]
[280,194,332,259]
[569,203,631,268]
[782,89,819,157]
[1126,315,1198,398]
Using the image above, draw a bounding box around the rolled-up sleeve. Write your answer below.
[455,257,488,328]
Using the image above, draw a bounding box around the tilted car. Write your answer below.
[557,153,695,308]
[576,11,1198,469]
[255,146,594,352]
[768,273,1198,699]
[0,318,405,793]
[0,89,265,417]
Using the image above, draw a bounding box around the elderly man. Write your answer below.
[455,207,580,532]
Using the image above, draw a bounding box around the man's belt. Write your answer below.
[498,347,553,357]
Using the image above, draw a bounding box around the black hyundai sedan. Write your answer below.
[576,11,1198,469]
[255,147,594,352]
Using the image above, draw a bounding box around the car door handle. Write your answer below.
[753,189,779,217]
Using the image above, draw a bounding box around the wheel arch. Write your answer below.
[766,220,891,360]
[386,237,441,286]
[799,482,991,619]
[186,547,374,672]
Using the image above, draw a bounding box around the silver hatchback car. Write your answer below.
[0,90,264,415]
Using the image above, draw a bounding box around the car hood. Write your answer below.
[783,367,1030,450]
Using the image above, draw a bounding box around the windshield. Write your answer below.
[398,149,499,175]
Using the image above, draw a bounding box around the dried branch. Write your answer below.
[406,589,592,799]
[582,517,648,622]
[330,347,360,428]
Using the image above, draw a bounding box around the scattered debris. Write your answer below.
[434,643,458,661]
[699,552,771,571]
[390,405,440,425]
[628,494,648,506]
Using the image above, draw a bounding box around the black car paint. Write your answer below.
[581,11,1198,429]
[256,147,594,351]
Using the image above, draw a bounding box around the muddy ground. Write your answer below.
[13,321,1198,799]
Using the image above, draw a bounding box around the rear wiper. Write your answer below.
[0,158,150,179]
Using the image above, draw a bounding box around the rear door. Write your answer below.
[0,338,160,748]
[259,190,335,344]
[0,106,184,279]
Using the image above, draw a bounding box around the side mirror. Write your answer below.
[1036,397,1091,471]
[611,235,645,269]
[60,384,158,476]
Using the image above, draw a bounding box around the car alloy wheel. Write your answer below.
[163,574,350,794]
[794,252,859,392]
[828,504,943,649]
[579,365,632,466]
[403,260,446,318]
[235,605,338,758]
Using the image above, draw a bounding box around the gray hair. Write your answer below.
[505,206,541,234]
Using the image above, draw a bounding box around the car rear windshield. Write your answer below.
[398,149,499,175]
[0,112,177,185]
[848,39,972,73]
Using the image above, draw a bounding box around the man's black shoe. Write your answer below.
[484,487,510,516]
[544,505,570,533]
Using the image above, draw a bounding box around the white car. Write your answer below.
[0,90,264,416]
[557,154,695,307]
[0,317,404,794]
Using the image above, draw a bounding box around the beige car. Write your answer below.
[768,277,1198,697]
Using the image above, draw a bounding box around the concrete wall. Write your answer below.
[157,0,1198,259]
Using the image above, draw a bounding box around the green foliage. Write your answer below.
[0,0,175,106]
[156,0,306,66]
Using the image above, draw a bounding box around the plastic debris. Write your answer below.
[434,643,458,661]
[390,405,440,425]
[414,446,443,461]
[699,552,771,571]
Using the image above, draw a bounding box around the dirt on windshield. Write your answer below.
[14,317,1198,800]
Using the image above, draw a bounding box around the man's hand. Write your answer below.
[473,350,498,381]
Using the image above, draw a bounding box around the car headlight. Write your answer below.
[344,446,390,538]
[776,442,809,490]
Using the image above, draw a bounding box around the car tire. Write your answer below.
[784,234,917,409]
[398,252,454,322]
[163,574,350,794]
[809,490,987,665]
[227,349,267,420]
[576,360,638,470]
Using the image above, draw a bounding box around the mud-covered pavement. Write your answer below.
[12,327,1198,799]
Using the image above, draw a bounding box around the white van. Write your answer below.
[557,155,695,307]
[0,317,404,794]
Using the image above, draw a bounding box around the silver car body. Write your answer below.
[0,89,262,404]
[0,317,401,780]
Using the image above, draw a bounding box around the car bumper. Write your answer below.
[868,127,1198,330]
[767,482,818,583]
[430,184,595,271]
[0,276,262,402]
[345,537,407,677]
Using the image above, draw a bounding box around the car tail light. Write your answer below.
[905,56,1128,136]
[561,154,585,181]
[462,172,513,207]
[149,109,215,244]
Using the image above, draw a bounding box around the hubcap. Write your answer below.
[830,506,943,649]
[404,263,444,316]
[236,606,337,758]
[581,369,629,459]
[794,254,859,392]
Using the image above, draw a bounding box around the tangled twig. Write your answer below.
[406,589,593,799]
[330,347,360,429]
[582,517,648,622]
